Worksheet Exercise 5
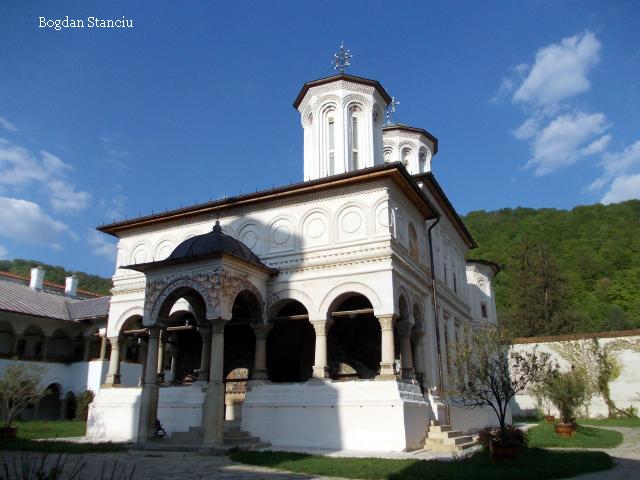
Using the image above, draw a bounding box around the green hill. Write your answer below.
[462,200,640,336]
[0,259,112,296]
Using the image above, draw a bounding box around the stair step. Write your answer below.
[424,435,473,446]
[430,420,442,426]
[423,440,477,451]
[428,425,452,433]
[428,430,464,439]
[224,430,251,439]
[188,426,204,435]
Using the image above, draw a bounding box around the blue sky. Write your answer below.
[0,1,639,278]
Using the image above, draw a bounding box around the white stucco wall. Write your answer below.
[511,335,640,418]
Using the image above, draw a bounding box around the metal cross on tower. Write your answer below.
[385,97,400,124]
[333,42,352,74]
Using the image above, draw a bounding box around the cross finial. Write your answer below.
[333,42,352,74]
[385,97,400,124]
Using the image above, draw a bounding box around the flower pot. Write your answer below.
[0,427,18,438]
[545,415,555,423]
[489,440,520,462]
[554,423,575,438]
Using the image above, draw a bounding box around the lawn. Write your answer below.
[0,421,125,454]
[528,422,623,448]
[514,416,640,428]
[230,449,614,480]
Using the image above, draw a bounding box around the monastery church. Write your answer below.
[87,55,503,452]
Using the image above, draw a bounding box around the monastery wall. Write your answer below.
[511,333,640,418]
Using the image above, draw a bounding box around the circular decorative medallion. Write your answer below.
[378,207,391,227]
[341,211,362,233]
[273,225,290,244]
[307,218,325,238]
[241,231,258,249]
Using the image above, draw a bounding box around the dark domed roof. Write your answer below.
[121,221,276,273]
[168,221,272,270]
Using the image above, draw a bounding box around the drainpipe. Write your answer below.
[427,215,450,426]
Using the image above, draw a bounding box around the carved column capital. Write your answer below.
[311,319,334,336]
[251,323,273,340]
[395,321,413,338]
[377,315,396,331]
[210,319,228,334]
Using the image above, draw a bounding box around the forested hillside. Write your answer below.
[0,259,112,296]
[463,200,640,336]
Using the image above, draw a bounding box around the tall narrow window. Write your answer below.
[351,117,359,170]
[481,304,488,318]
[453,273,457,293]
[443,263,448,285]
[328,117,335,175]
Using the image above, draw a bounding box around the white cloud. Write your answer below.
[0,139,91,213]
[513,31,601,106]
[48,179,91,213]
[0,196,70,248]
[0,118,18,132]
[524,111,610,175]
[512,118,539,140]
[0,245,7,258]
[587,141,640,203]
[87,229,116,260]
[580,134,611,155]
[601,174,640,205]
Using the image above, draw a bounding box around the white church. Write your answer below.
[87,58,503,453]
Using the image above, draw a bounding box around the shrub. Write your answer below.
[543,370,588,424]
[74,390,94,421]
[477,424,530,448]
[0,359,48,427]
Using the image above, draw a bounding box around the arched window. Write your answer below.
[328,115,335,175]
[402,148,411,167]
[419,151,427,172]
[350,106,361,171]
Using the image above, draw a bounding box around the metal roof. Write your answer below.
[0,280,110,321]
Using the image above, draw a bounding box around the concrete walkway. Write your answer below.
[4,426,638,480]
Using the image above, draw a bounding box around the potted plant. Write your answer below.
[530,383,555,422]
[0,359,48,438]
[542,369,588,438]
[447,324,552,462]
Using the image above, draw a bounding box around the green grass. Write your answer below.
[528,422,623,448]
[514,416,640,428]
[3,421,87,439]
[230,448,614,480]
[0,421,125,454]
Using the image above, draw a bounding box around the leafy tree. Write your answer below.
[463,200,640,335]
[542,370,588,424]
[0,359,48,427]
[446,324,552,441]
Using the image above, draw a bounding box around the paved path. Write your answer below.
[2,427,638,480]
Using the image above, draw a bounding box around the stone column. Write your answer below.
[41,335,50,359]
[168,333,179,385]
[103,336,122,386]
[395,321,415,380]
[204,319,227,444]
[83,336,92,362]
[250,324,272,380]
[137,327,161,442]
[311,320,333,379]
[59,395,68,421]
[411,331,427,384]
[157,331,166,385]
[99,336,108,360]
[137,336,149,387]
[378,315,396,378]
[197,325,212,382]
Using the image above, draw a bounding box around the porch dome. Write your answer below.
[168,221,270,271]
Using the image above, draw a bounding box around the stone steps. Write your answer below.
[422,420,476,451]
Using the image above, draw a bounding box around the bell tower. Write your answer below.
[294,71,391,181]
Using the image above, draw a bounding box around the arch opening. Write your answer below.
[327,294,380,380]
[266,300,314,383]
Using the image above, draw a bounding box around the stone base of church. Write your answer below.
[87,385,207,441]
[426,391,511,435]
[241,379,430,452]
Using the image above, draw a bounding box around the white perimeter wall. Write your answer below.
[511,335,640,418]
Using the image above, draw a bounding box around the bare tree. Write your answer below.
[0,359,48,427]
[447,324,552,441]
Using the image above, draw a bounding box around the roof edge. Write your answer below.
[293,74,392,110]
[383,124,438,155]
[466,258,501,277]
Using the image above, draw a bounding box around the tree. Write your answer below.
[0,359,48,427]
[447,324,552,441]
[507,239,569,337]
[542,370,588,424]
